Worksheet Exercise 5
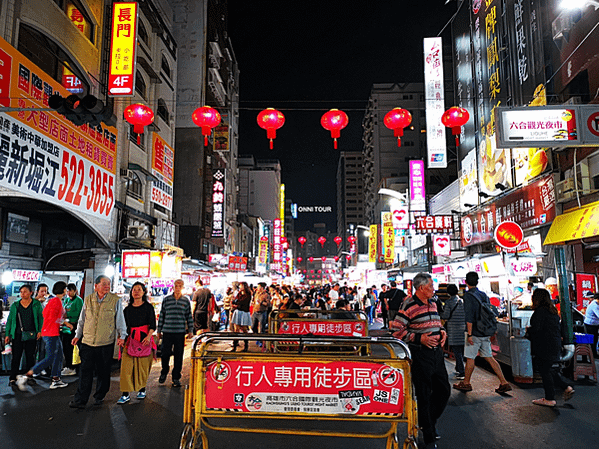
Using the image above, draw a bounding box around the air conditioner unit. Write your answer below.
[208,68,226,107]
[209,41,223,69]
[127,225,145,238]
[120,169,132,178]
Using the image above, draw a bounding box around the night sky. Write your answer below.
[228,1,457,232]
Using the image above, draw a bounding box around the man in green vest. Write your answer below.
[69,275,127,408]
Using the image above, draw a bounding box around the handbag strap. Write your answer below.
[17,309,24,332]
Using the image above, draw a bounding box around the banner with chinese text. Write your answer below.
[0,37,117,226]
[278,320,366,337]
[382,212,394,264]
[151,133,174,211]
[205,360,404,416]
[211,169,225,238]
[108,2,138,96]
[369,224,377,263]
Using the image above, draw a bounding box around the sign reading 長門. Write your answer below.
[151,133,174,211]
[108,2,138,96]
[0,37,117,232]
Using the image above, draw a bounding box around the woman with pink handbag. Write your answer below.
[117,282,156,404]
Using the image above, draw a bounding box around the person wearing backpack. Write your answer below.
[453,271,512,394]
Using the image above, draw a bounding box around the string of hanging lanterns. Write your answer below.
[125,104,470,151]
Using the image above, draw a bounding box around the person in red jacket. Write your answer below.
[16,281,72,391]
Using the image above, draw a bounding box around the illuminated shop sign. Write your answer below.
[151,133,174,211]
[123,250,150,278]
[211,168,225,238]
[423,37,447,168]
[409,160,426,212]
[415,216,453,234]
[296,206,333,213]
[108,2,138,96]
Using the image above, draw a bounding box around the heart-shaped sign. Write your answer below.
[393,209,406,221]
[437,236,449,248]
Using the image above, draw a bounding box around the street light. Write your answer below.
[378,188,408,202]
[561,0,599,9]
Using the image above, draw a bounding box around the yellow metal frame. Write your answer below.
[181,333,418,449]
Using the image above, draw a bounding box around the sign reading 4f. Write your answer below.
[108,2,138,96]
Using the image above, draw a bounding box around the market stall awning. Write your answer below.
[544,201,599,245]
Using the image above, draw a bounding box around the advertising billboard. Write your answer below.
[151,133,174,211]
[211,169,225,238]
[0,37,117,231]
[423,37,447,168]
[108,2,139,96]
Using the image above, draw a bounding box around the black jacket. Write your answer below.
[526,307,561,362]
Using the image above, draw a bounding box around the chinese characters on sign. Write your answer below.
[368,224,378,263]
[278,321,366,337]
[415,215,453,235]
[11,270,42,282]
[0,37,117,223]
[409,160,426,212]
[151,133,174,211]
[211,168,225,238]
[273,219,282,273]
[205,360,404,417]
[461,174,555,247]
[108,2,138,96]
[228,256,248,272]
[258,238,268,267]
[423,37,447,168]
[382,212,394,264]
[122,251,151,278]
[576,274,597,312]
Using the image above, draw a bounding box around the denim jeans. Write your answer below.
[31,336,63,378]
[251,311,268,334]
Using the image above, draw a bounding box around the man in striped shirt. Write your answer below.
[157,279,193,388]
[390,272,450,449]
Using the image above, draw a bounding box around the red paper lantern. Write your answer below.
[308,257,314,263]
[346,254,351,261]
[334,236,342,247]
[318,236,326,247]
[298,236,306,247]
[192,106,221,146]
[257,108,285,149]
[334,256,340,262]
[441,106,470,146]
[321,256,326,262]
[348,236,356,244]
[321,109,349,149]
[297,257,303,263]
[260,236,268,242]
[384,108,413,147]
[124,104,154,145]
[281,236,288,244]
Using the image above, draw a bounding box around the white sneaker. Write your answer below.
[49,379,68,389]
[16,375,29,391]
[61,368,77,376]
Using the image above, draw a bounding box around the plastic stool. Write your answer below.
[573,344,597,382]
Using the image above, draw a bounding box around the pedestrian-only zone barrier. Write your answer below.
[180,332,418,449]
[268,308,370,354]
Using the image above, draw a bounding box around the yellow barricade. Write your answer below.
[180,333,418,449]
[268,308,370,354]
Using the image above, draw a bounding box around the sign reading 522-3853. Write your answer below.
[57,151,114,216]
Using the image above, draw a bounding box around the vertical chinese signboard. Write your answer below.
[368,224,377,263]
[471,0,512,196]
[213,112,229,152]
[151,133,174,211]
[409,160,426,212]
[273,219,282,273]
[108,2,138,96]
[382,212,394,264]
[423,37,447,168]
[576,274,597,312]
[257,237,269,268]
[211,168,225,238]
[0,37,117,231]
